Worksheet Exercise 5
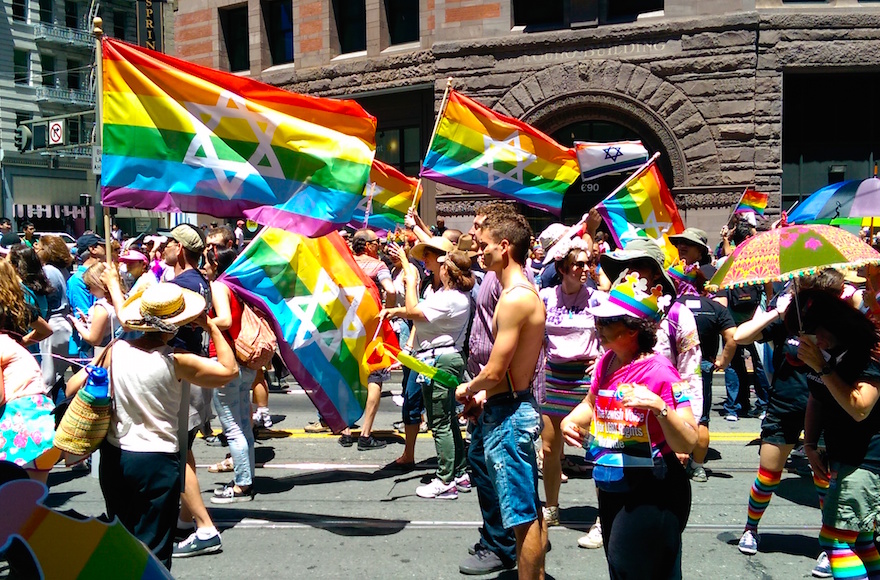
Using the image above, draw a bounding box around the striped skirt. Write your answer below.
[541,361,592,418]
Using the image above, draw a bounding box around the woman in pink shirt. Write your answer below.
[562,272,697,578]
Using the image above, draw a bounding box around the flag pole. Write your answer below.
[725,186,750,228]
[94,17,110,264]
[363,181,375,229]
[411,77,455,212]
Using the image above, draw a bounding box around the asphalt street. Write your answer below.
[6,372,828,579]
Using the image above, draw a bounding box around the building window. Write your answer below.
[13,0,27,21]
[40,54,55,86]
[603,0,663,24]
[264,0,293,65]
[333,0,366,54]
[68,58,81,89]
[114,11,126,40]
[65,1,78,28]
[39,0,53,23]
[220,5,249,72]
[14,51,29,85]
[376,127,421,176]
[385,0,418,45]
[512,0,564,30]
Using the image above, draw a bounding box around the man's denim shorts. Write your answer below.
[481,393,543,529]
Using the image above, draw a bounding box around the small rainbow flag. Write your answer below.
[220,228,392,432]
[734,189,769,216]
[420,89,580,216]
[101,38,377,237]
[595,155,685,248]
[350,160,420,233]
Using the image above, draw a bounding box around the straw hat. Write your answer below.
[120,283,206,332]
[455,234,479,258]
[410,236,454,261]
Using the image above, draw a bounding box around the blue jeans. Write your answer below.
[482,394,543,529]
[212,366,257,487]
[699,360,714,425]
[722,365,741,416]
[469,406,517,565]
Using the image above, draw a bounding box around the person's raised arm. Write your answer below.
[380,277,397,310]
[735,292,791,345]
[210,281,233,331]
[798,335,880,422]
[101,263,127,323]
[173,315,239,388]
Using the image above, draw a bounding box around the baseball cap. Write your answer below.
[169,224,205,253]
[76,233,105,256]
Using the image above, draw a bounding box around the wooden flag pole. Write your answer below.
[94,18,111,264]
[725,186,750,228]
[410,77,455,213]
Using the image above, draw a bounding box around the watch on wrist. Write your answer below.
[820,363,834,376]
[654,404,669,418]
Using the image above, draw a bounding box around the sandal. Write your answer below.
[208,455,234,473]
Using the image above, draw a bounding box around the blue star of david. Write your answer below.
[604,146,623,162]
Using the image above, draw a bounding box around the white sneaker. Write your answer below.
[578,520,603,548]
[454,473,473,493]
[725,414,739,422]
[543,505,560,527]
[812,551,831,578]
[416,478,458,500]
[738,529,759,555]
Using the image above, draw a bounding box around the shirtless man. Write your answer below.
[456,213,547,579]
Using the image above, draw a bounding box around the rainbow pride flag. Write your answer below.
[101,38,376,237]
[595,155,684,248]
[420,89,580,216]
[350,160,420,233]
[734,189,769,216]
[220,228,388,432]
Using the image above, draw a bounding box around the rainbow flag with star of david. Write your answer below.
[420,89,580,216]
[220,227,396,432]
[100,38,376,237]
[349,159,420,233]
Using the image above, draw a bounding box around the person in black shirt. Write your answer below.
[732,271,849,575]
[796,289,880,580]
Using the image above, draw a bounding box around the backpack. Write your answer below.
[234,302,277,370]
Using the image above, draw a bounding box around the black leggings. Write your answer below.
[597,458,691,580]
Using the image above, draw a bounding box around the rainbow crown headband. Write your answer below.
[608,271,668,321]
[667,261,699,284]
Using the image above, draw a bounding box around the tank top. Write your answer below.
[208,282,243,358]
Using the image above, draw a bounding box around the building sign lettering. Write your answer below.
[137,0,164,52]
[510,41,672,66]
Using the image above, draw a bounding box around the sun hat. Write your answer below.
[119,250,148,264]
[168,224,205,253]
[119,283,206,332]
[588,271,670,321]
[538,223,568,253]
[410,236,455,261]
[544,236,590,266]
[667,261,700,285]
[455,234,479,258]
[668,227,711,256]
[599,238,676,297]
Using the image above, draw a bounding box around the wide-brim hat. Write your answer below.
[544,235,590,266]
[668,227,711,256]
[119,283,206,332]
[599,238,676,297]
[455,234,479,258]
[410,236,454,261]
[119,250,148,264]
[538,223,568,253]
[587,271,668,321]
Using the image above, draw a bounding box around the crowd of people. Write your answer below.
[2,205,880,580]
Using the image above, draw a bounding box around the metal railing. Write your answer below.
[33,23,93,47]
[34,86,96,106]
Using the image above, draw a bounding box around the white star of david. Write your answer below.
[474,131,537,187]
[640,210,671,238]
[182,89,286,199]
[285,269,340,359]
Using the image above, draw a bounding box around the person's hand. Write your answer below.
[720,225,730,240]
[404,211,416,230]
[459,390,486,422]
[455,382,473,404]
[797,334,825,373]
[805,445,829,482]
[100,262,121,290]
[561,417,587,448]
[586,208,603,237]
[620,384,665,414]
[775,291,793,318]
[193,312,211,331]
[585,358,597,379]
[377,308,393,322]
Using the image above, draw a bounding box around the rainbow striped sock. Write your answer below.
[745,467,782,531]
[813,472,830,511]
[854,532,880,579]
[819,525,869,580]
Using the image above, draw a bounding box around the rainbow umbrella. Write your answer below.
[708,224,880,290]
[788,178,880,223]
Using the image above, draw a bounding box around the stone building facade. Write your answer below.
[175,1,880,242]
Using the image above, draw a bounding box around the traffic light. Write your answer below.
[14,125,32,153]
